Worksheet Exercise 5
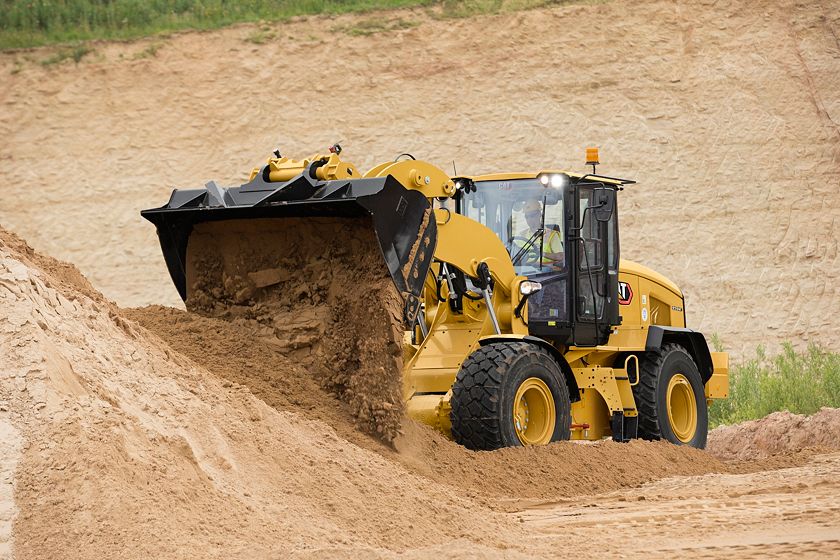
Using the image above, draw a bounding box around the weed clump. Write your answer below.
[710,343,840,427]
[40,45,92,66]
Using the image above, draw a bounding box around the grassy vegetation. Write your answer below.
[0,0,596,50]
[435,0,577,18]
[0,0,432,49]
[709,343,840,427]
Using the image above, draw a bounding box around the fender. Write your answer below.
[478,335,581,402]
[645,326,714,383]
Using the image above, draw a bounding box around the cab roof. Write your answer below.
[464,171,636,186]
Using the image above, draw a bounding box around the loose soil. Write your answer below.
[0,228,518,559]
[126,303,727,507]
[183,217,406,442]
[3,230,840,557]
[707,408,840,461]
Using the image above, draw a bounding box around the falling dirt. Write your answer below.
[183,217,406,442]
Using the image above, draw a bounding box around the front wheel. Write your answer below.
[633,344,708,448]
[450,342,571,450]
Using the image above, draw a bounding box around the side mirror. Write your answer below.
[592,187,616,222]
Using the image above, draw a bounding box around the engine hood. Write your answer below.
[619,259,683,299]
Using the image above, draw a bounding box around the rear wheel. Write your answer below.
[450,342,571,450]
[634,344,708,448]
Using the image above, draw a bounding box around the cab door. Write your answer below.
[572,184,619,346]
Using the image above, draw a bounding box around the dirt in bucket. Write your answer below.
[183,217,406,443]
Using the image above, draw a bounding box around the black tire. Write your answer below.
[450,342,572,450]
[633,343,708,448]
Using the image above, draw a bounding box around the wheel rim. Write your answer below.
[513,377,555,445]
[666,373,697,443]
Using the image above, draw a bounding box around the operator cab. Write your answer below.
[454,169,634,347]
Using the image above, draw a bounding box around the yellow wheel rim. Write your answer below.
[513,377,555,445]
[666,373,698,443]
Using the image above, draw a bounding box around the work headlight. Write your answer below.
[550,174,568,188]
[538,173,570,189]
[519,281,543,295]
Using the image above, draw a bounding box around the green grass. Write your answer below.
[0,0,599,50]
[709,343,840,427]
[0,0,439,49]
[435,0,581,18]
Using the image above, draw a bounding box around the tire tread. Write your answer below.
[633,343,703,443]
[450,342,571,450]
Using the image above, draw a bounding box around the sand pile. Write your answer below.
[184,217,406,442]
[4,224,835,558]
[707,408,840,461]
[0,228,526,558]
[127,305,728,506]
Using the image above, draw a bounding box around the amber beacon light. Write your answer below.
[586,147,600,173]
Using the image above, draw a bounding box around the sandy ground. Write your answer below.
[0,227,838,558]
[1,0,839,358]
[525,453,840,558]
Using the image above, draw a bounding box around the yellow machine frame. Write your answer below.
[359,161,729,443]
[148,146,729,446]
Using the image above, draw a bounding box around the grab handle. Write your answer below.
[625,354,640,387]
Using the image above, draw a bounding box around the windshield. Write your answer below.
[460,179,566,275]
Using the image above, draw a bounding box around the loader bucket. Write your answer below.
[141,169,437,324]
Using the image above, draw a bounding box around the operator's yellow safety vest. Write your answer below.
[515,228,564,266]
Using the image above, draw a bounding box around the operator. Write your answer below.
[515,199,565,269]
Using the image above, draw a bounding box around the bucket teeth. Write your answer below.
[204,181,231,208]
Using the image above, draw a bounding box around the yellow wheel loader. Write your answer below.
[142,145,728,450]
